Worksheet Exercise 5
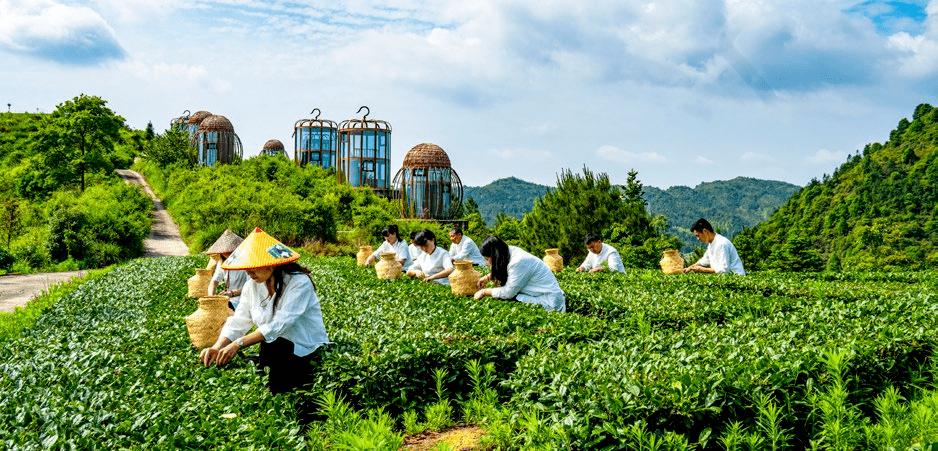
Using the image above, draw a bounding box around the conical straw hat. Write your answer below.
[203,229,244,255]
[221,227,300,270]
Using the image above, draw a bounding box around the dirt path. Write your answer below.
[0,169,189,313]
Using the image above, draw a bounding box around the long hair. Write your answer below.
[479,236,510,286]
[268,262,313,312]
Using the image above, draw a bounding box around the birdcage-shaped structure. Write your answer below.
[194,115,243,166]
[171,110,190,132]
[185,110,213,141]
[293,108,338,168]
[338,106,391,195]
[392,143,463,219]
[261,139,286,157]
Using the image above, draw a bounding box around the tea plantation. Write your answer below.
[1,256,936,449]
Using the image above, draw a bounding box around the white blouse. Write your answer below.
[578,243,625,273]
[449,236,487,266]
[220,272,329,357]
[698,233,746,275]
[370,239,413,270]
[211,265,249,309]
[491,246,565,312]
[414,246,454,285]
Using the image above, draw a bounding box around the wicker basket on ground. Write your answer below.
[376,252,402,279]
[543,249,563,272]
[185,295,234,348]
[659,250,685,274]
[449,260,480,295]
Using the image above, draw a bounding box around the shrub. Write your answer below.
[0,246,14,270]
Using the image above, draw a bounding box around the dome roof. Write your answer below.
[403,143,451,168]
[263,139,284,151]
[198,115,234,133]
[187,110,212,125]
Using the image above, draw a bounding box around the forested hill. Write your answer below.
[734,103,938,271]
[463,177,550,226]
[643,177,800,252]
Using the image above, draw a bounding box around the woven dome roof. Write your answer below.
[402,143,451,168]
[198,115,235,133]
[187,110,212,125]
[263,139,284,151]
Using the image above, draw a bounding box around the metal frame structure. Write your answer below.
[262,139,286,157]
[171,110,190,131]
[392,143,463,220]
[293,108,338,168]
[338,106,392,195]
[194,115,243,166]
[186,110,213,141]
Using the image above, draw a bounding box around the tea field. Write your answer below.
[1,256,937,449]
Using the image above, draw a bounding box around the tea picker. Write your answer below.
[682,218,746,275]
[204,229,248,310]
[363,224,412,271]
[198,227,330,395]
[576,232,625,273]
[474,236,566,312]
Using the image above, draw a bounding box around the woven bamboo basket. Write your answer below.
[185,295,234,348]
[376,252,402,279]
[449,260,480,296]
[186,269,214,297]
[659,249,684,274]
[356,245,373,266]
[206,254,221,272]
[543,248,563,272]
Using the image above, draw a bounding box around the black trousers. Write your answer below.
[258,337,321,395]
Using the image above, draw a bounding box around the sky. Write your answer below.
[1,0,937,190]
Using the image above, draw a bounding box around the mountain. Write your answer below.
[643,177,801,252]
[463,177,550,226]
[735,103,938,271]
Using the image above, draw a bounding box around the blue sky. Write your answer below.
[1,0,936,189]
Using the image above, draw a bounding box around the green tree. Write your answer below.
[520,167,654,264]
[31,94,125,192]
[142,128,196,168]
[494,212,524,245]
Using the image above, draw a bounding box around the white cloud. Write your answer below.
[596,145,668,164]
[123,60,208,84]
[695,156,715,165]
[888,31,938,76]
[0,0,124,65]
[807,148,848,164]
[740,151,774,162]
[89,0,185,22]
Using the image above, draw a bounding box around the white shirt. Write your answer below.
[698,233,746,275]
[211,265,249,309]
[370,239,413,271]
[449,236,487,266]
[220,272,329,357]
[578,243,625,273]
[409,243,423,261]
[413,246,453,285]
[491,246,566,312]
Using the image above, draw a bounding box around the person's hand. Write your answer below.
[589,267,605,273]
[215,342,240,366]
[199,347,219,367]
[683,265,699,273]
[476,274,491,289]
[576,266,586,272]
[473,289,487,300]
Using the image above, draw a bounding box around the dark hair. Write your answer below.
[414,229,435,246]
[382,224,402,241]
[450,225,463,235]
[584,232,602,244]
[690,218,714,233]
[409,230,419,240]
[269,262,313,312]
[479,236,510,286]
